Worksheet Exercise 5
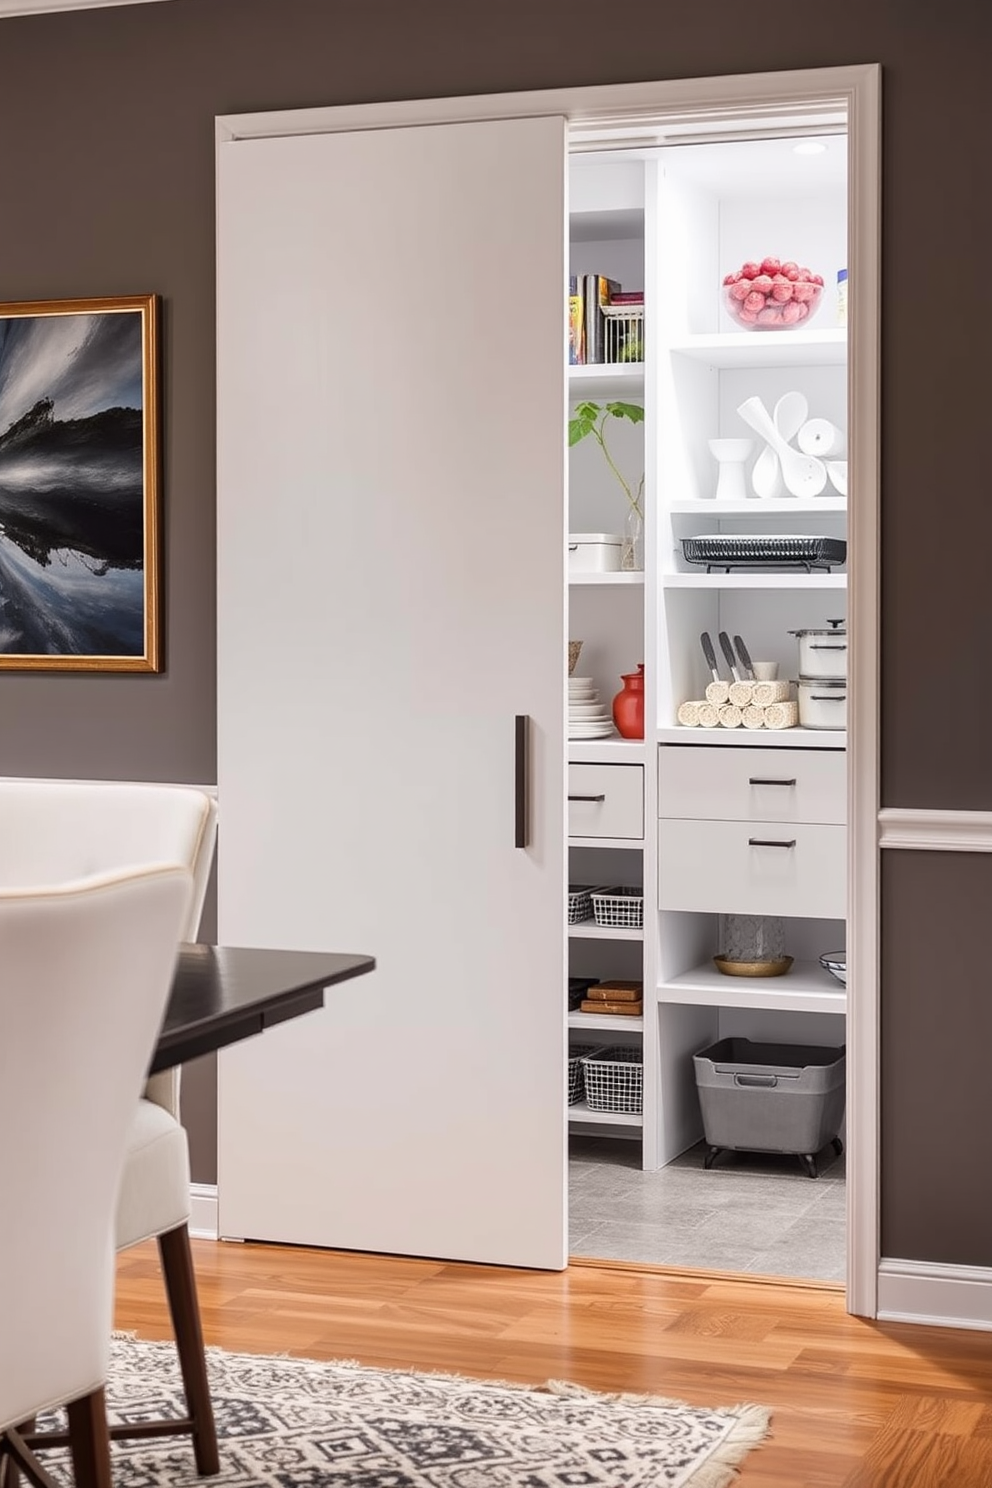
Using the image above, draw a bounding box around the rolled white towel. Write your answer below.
[728,680,756,707]
[753,679,792,707]
[764,700,799,730]
[677,701,702,727]
[798,417,847,458]
[705,680,730,706]
[742,704,766,729]
[697,701,720,728]
[718,704,743,729]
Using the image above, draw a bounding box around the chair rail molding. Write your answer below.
[878,807,992,852]
[0,0,170,15]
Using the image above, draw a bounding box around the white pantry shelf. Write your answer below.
[668,498,847,516]
[660,959,846,1015]
[569,571,645,586]
[568,740,646,764]
[568,836,645,851]
[569,1010,645,1032]
[568,921,644,942]
[663,571,846,590]
[657,725,846,750]
[568,363,645,400]
[668,329,846,369]
[567,1100,644,1128]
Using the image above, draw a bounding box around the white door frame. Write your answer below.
[217,62,882,1318]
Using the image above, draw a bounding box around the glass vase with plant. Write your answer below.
[568,400,645,570]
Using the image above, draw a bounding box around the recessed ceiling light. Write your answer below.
[793,141,827,156]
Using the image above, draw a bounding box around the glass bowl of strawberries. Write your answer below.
[722,256,825,330]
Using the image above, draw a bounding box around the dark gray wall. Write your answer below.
[2,0,989,1254]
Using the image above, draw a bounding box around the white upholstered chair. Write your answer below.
[0,862,193,1488]
[0,780,220,1477]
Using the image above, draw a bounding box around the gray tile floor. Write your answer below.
[569,1136,846,1282]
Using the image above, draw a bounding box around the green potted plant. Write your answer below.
[568,400,645,570]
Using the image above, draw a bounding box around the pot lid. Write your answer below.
[798,675,847,687]
[790,618,846,638]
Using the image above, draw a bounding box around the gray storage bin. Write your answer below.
[693,1038,845,1177]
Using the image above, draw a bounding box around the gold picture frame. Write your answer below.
[0,293,161,671]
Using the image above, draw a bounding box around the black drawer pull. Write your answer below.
[569,793,606,802]
[748,777,797,786]
[748,837,797,849]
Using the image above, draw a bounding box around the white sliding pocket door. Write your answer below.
[216,116,568,1267]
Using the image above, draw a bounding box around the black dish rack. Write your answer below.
[681,535,847,573]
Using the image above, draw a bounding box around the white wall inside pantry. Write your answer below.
[568,583,645,701]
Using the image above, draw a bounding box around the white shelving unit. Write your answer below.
[568,131,849,1188]
[569,572,645,586]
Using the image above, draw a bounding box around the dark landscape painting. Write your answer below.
[0,296,159,670]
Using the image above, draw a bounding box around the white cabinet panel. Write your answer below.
[568,764,644,840]
[217,115,568,1269]
[658,745,846,825]
[658,819,846,918]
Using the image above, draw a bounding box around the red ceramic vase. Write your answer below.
[613,663,645,739]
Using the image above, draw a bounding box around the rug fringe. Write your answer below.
[681,1405,772,1488]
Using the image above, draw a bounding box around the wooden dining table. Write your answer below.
[150,943,376,1073]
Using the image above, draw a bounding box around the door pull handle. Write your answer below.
[748,838,797,849]
[568,794,606,802]
[748,778,797,787]
[515,715,529,849]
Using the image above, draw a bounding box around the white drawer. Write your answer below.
[658,818,846,918]
[568,764,644,840]
[658,745,846,826]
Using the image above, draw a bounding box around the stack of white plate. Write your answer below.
[568,676,614,738]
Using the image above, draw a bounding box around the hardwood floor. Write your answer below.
[115,1241,992,1486]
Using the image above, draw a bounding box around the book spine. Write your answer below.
[568,276,584,365]
[579,1000,643,1015]
[582,274,619,364]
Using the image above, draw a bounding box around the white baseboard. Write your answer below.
[878,1258,992,1331]
[189,1182,219,1240]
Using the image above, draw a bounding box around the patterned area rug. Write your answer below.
[39,1335,770,1488]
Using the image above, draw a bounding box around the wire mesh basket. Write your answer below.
[568,1043,607,1105]
[602,304,644,365]
[591,887,644,929]
[567,883,601,925]
[581,1046,643,1114]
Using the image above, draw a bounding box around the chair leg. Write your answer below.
[0,1418,34,1488]
[158,1223,220,1476]
[66,1390,112,1488]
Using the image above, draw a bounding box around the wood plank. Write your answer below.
[114,1241,992,1486]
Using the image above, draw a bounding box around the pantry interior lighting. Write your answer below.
[793,140,828,155]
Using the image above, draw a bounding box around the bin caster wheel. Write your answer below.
[831,1137,844,1158]
[800,1154,819,1179]
[703,1145,721,1171]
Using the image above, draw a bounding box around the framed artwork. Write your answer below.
[0,294,161,671]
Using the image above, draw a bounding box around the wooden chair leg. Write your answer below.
[158,1224,220,1475]
[1,1418,35,1488]
[66,1390,112,1488]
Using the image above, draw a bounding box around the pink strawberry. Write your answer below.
[741,261,761,279]
[760,256,781,276]
[781,261,800,281]
[730,278,753,301]
[811,273,824,286]
[780,301,802,324]
[797,267,812,281]
[771,280,794,302]
[737,309,759,323]
[723,272,736,285]
[796,302,809,319]
[751,274,774,295]
[793,280,816,302]
[744,291,765,312]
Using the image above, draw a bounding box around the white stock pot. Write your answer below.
[790,618,847,679]
[797,675,847,730]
